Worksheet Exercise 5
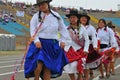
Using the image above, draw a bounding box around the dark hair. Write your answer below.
[112,26,116,28]
[80,16,90,25]
[97,19,107,32]
[107,21,113,27]
[77,19,80,27]
[86,19,90,25]
[38,3,60,22]
[109,25,115,29]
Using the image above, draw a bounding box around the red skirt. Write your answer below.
[65,46,86,62]
[86,44,101,63]
[85,44,102,70]
[101,47,116,64]
[65,46,86,74]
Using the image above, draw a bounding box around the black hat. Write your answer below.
[34,0,52,6]
[110,25,116,28]
[79,13,90,20]
[66,10,80,18]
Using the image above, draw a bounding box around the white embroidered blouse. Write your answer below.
[65,25,89,52]
[97,27,117,48]
[30,10,68,43]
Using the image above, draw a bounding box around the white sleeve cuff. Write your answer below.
[34,38,40,43]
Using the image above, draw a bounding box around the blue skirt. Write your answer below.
[24,38,68,78]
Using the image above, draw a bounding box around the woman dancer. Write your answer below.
[97,19,117,79]
[108,25,120,75]
[24,0,69,80]
[79,13,102,80]
[64,10,89,80]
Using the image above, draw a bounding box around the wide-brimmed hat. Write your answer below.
[34,0,52,6]
[66,10,80,18]
[79,13,90,20]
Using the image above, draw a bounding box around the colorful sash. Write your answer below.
[68,27,85,47]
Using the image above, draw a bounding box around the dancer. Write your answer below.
[24,0,69,80]
[79,13,102,80]
[96,19,117,79]
[108,25,120,75]
[64,10,89,80]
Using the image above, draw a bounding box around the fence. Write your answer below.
[0,34,16,51]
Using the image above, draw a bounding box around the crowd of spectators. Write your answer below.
[0,11,16,25]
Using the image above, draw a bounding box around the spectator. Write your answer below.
[0,13,2,22]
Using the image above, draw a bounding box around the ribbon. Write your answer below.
[3,15,46,80]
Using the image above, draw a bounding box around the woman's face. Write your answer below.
[80,16,87,25]
[38,2,49,12]
[69,15,78,25]
[98,20,105,28]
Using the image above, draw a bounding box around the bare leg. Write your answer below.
[34,61,43,80]
[110,62,115,75]
[43,67,51,80]
[99,64,104,78]
[69,74,76,80]
[90,70,94,79]
[104,63,110,78]
[77,73,83,80]
[84,69,89,80]
[110,56,115,75]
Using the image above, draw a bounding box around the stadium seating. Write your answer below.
[104,18,120,27]
[61,15,69,26]
[0,21,29,36]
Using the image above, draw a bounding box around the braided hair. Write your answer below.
[38,3,60,22]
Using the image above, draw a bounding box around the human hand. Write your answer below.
[35,42,42,48]
[94,47,98,51]
[60,42,65,49]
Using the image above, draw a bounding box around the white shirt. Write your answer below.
[114,31,120,52]
[83,25,98,48]
[65,25,89,52]
[30,10,68,43]
[97,27,117,48]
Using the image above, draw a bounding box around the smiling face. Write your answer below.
[38,2,49,12]
[98,19,106,28]
[69,15,78,25]
[80,16,88,25]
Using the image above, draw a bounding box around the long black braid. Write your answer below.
[38,11,42,22]
[48,4,60,20]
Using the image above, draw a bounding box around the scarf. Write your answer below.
[68,26,85,47]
